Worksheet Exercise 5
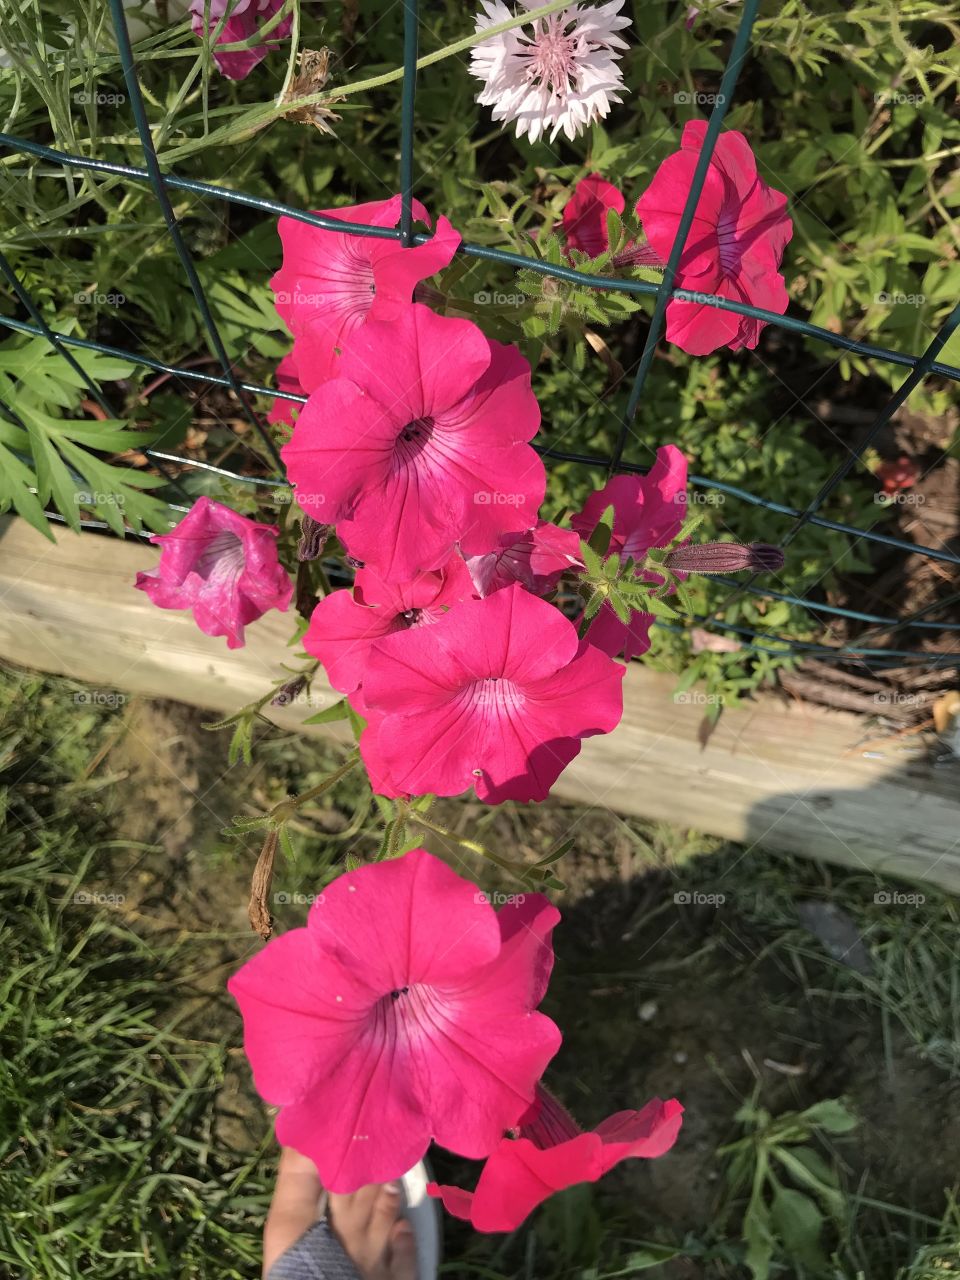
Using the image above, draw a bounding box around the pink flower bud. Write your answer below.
[664,542,784,575]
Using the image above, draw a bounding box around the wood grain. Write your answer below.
[2,516,957,890]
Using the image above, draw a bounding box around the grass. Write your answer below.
[1,664,958,1279]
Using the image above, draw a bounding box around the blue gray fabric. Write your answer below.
[266,1220,362,1280]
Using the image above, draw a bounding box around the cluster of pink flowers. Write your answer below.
[134,117,794,1235]
[229,847,683,1227]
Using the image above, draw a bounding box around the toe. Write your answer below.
[389,1219,417,1280]
[366,1182,403,1260]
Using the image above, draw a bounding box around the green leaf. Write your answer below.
[769,1185,828,1270]
[302,699,349,726]
[800,1098,858,1135]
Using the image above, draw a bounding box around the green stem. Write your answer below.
[408,810,519,876]
[271,751,360,823]
[160,0,576,163]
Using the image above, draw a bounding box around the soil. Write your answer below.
[95,698,960,1272]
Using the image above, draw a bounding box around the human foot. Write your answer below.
[264,1147,416,1280]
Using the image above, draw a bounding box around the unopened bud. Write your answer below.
[297,515,332,562]
[271,675,307,707]
[664,541,784,575]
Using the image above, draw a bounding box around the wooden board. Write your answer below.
[2,515,958,891]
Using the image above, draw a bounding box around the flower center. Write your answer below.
[518,1087,581,1150]
[467,677,526,714]
[716,210,740,274]
[395,415,435,465]
[400,608,422,626]
[194,529,245,580]
[524,16,578,96]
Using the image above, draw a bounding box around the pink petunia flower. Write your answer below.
[561,173,625,258]
[355,583,625,804]
[635,120,792,354]
[228,848,562,1192]
[304,556,477,694]
[267,352,306,428]
[429,1085,684,1232]
[189,0,292,81]
[282,303,546,582]
[571,445,688,660]
[134,496,292,649]
[465,521,583,598]
[271,197,460,392]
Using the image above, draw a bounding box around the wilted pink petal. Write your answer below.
[282,304,546,582]
[571,445,687,659]
[228,849,561,1192]
[561,174,625,257]
[635,120,792,354]
[134,496,292,649]
[267,352,306,427]
[271,198,460,391]
[304,557,477,694]
[466,521,583,598]
[189,0,292,80]
[357,583,624,804]
[428,1086,683,1232]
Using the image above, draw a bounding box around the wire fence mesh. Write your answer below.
[1,0,958,670]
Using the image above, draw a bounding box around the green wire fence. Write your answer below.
[1,0,958,670]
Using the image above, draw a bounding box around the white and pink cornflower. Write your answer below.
[470,0,631,143]
[133,496,292,649]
